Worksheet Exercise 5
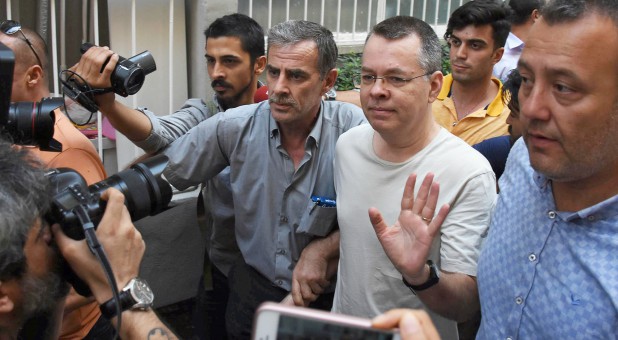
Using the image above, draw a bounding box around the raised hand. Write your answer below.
[369,173,449,282]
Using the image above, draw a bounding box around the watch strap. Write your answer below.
[402,260,440,294]
[100,289,136,319]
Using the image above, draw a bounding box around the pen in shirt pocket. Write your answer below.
[311,195,336,207]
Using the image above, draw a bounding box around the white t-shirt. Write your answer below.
[332,125,497,340]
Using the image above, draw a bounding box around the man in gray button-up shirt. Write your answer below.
[163,20,366,338]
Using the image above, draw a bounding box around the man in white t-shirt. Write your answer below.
[332,16,496,339]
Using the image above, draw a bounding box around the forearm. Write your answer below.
[405,269,479,322]
[96,93,153,142]
[306,229,340,279]
[110,310,178,339]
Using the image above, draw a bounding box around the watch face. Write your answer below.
[131,278,154,306]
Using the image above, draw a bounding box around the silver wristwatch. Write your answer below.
[100,277,154,319]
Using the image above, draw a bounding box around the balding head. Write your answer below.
[0,26,50,101]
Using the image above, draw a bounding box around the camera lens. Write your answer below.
[90,155,172,220]
[1,97,63,151]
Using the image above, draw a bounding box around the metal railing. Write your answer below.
[239,0,470,46]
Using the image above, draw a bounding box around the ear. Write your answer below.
[25,64,44,88]
[531,9,541,22]
[0,282,15,314]
[427,71,444,103]
[254,55,267,76]
[321,68,338,95]
[492,47,505,66]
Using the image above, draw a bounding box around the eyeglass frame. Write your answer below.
[356,72,431,89]
[1,20,43,67]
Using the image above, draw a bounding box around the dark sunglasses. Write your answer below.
[1,20,43,67]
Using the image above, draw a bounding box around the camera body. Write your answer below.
[62,43,156,113]
[0,42,63,151]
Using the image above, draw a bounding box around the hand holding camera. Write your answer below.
[64,43,156,113]
[52,188,144,304]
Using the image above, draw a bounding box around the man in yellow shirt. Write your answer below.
[433,0,511,145]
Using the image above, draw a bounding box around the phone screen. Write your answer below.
[275,314,397,340]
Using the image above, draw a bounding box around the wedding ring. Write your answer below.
[421,217,431,222]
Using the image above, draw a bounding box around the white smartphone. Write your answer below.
[252,302,401,340]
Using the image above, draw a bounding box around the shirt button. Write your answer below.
[515,296,523,305]
[280,216,288,222]
[452,122,457,127]
[276,280,283,286]
[547,210,556,219]
[276,249,286,255]
[587,215,596,221]
[528,253,537,262]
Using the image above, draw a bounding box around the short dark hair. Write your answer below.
[541,0,618,26]
[204,13,265,63]
[0,138,51,281]
[445,0,511,49]
[367,16,442,75]
[502,69,522,113]
[268,20,338,79]
[508,0,544,25]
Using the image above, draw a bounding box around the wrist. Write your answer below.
[402,260,440,294]
[402,264,430,286]
[95,92,116,111]
[90,277,131,304]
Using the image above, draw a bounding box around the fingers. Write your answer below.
[291,279,304,306]
[427,203,450,238]
[72,46,117,88]
[369,207,388,236]
[291,279,314,307]
[400,173,418,212]
[51,223,84,261]
[372,309,440,340]
[412,173,433,216]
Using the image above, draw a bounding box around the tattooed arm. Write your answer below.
[115,310,178,340]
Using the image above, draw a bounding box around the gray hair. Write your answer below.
[367,16,442,76]
[267,20,338,79]
[541,0,618,26]
[0,138,50,281]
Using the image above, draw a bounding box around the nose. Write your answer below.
[269,74,290,96]
[212,62,225,79]
[454,44,466,60]
[506,113,513,125]
[368,78,389,98]
[519,82,550,122]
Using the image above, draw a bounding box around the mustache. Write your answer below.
[211,79,232,90]
[269,93,298,106]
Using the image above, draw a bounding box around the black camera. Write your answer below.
[80,42,157,97]
[0,42,63,151]
[62,43,156,113]
[46,154,173,241]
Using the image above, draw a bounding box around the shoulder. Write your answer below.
[337,124,371,145]
[434,129,494,173]
[320,101,367,129]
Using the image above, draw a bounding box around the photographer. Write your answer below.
[0,22,109,338]
[0,138,177,339]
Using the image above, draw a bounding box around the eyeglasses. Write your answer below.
[1,20,43,67]
[356,72,430,88]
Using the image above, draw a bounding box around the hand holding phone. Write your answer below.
[252,302,401,340]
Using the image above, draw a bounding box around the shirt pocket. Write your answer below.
[296,200,337,237]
